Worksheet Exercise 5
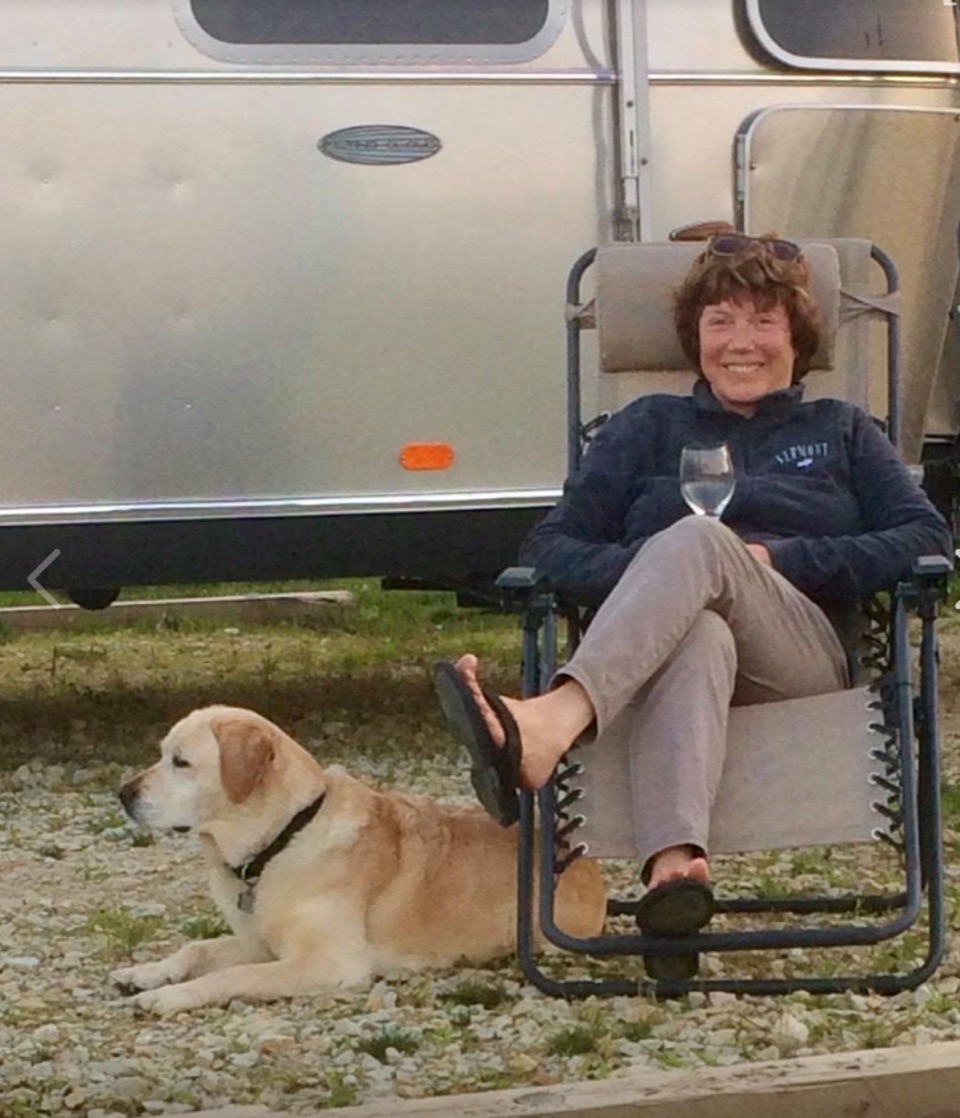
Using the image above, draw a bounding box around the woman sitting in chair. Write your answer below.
[434,233,950,972]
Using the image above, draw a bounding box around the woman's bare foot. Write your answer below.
[647,845,710,891]
[454,654,594,790]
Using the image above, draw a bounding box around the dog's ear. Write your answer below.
[212,717,277,803]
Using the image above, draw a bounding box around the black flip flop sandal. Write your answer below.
[433,661,522,827]
[635,879,714,983]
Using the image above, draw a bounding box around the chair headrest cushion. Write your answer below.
[596,241,841,373]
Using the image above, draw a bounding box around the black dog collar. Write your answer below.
[231,793,326,890]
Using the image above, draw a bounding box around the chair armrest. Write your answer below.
[495,566,554,615]
[896,554,953,618]
[911,554,953,580]
[495,566,547,591]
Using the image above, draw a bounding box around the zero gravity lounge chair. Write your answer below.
[495,239,951,998]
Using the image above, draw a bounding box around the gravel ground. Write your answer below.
[2,744,960,1118]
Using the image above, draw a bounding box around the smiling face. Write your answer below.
[697,296,797,417]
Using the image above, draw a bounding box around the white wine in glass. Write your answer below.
[680,443,736,518]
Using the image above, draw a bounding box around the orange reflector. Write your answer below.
[399,442,455,471]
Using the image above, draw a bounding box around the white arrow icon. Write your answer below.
[28,549,62,608]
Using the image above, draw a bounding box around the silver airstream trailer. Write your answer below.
[1,1,958,605]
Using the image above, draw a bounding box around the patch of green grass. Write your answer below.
[355,1028,421,1062]
[241,1065,320,1098]
[789,849,834,876]
[86,907,163,960]
[78,864,111,885]
[69,764,129,792]
[857,1023,902,1050]
[620,1019,655,1042]
[3,1098,75,1118]
[750,874,797,899]
[439,979,508,1010]
[181,913,231,940]
[423,1021,458,1049]
[473,1068,519,1091]
[88,811,128,834]
[867,927,928,975]
[36,843,65,860]
[325,1076,359,1108]
[915,989,956,1016]
[545,1024,600,1057]
[444,1005,473,1030]
[74,1100,137,1118]
[940,781,960,822]
[653,1047,689,1069]
[0,579,520,770]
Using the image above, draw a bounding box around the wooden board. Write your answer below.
[178,1041,960,1118]
[0,590,353,631]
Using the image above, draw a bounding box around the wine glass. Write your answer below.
[680,443,736,519]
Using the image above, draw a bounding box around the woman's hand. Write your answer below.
[745,543,772,566]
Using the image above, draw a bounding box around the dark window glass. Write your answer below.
[752,0,959,64]
[189,0,550,46]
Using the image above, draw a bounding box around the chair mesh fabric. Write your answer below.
[573,686,891,858]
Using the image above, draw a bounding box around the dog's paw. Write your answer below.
[131,983,202,1016]
[110,961,174,994]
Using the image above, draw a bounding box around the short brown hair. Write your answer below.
[672,242,823,381]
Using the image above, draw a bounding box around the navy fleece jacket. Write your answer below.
[519,381,951,620]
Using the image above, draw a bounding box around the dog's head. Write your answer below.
[118,705,296,834]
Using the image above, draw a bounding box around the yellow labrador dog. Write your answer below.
[113,705,606,1014]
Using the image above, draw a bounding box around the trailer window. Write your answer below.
[744,0,959,72]
[187,0,550,47]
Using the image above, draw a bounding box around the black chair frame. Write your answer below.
[499,242,951,998]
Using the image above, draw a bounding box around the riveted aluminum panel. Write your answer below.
[648,0,763,73]
[0,0,616,528]
[740,105,960,459]
[0,80,606,524]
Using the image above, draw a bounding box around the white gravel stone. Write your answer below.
[3,755,960,1116]
[772,1013,809,1054]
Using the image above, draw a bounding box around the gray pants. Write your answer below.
[557,516,849,875]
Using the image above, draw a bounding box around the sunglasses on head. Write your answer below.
[706,233,803,262]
